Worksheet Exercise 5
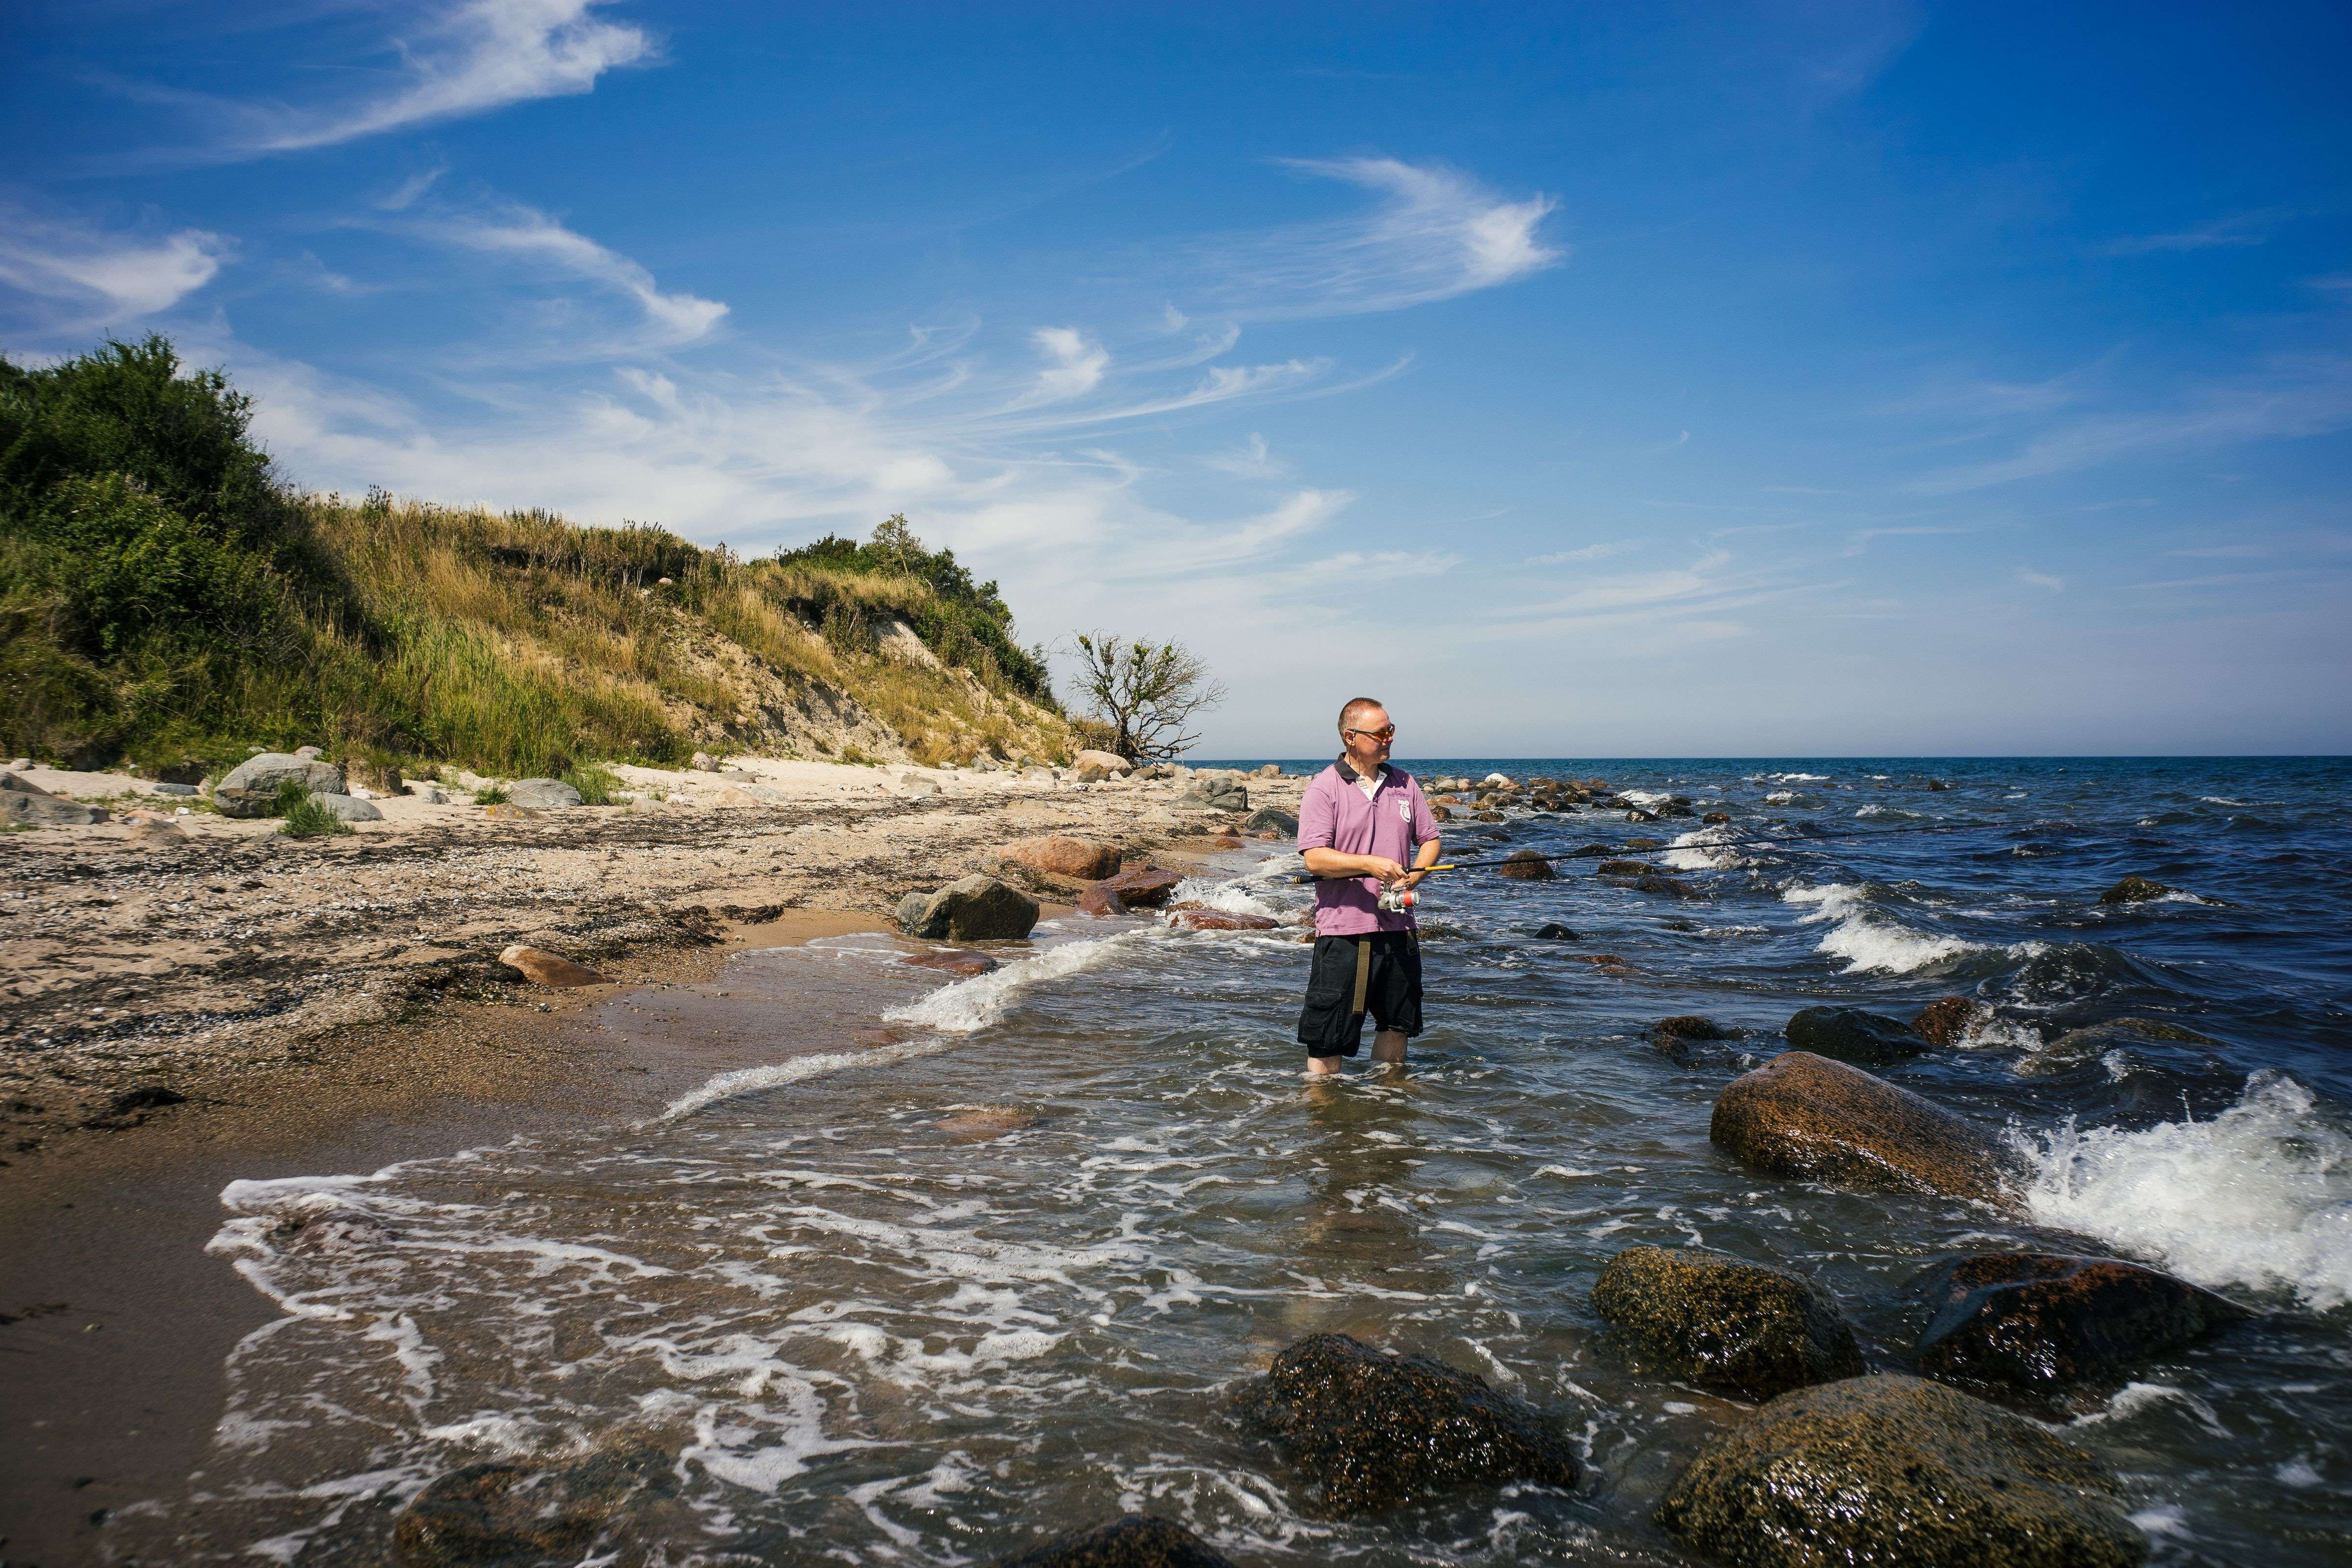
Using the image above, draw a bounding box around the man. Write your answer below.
[1295,698,1442,1074]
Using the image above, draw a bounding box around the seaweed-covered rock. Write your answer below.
[1242,806,1299,836]
[1593,1245,1862,1400]
[1917,1253,2243,1398]
[394,1446,677,1568]
[1784,1005,1924,1067]
[1657,1374,2144,1568]
[996,1515,1235,1568]
[1913,996,1983,1049]
[1628,874,1700,898]
[1648,1015,1743,1067]
[1594,858,1653,877]
[1235,1333,1578,1515]
[2099,875,2170,905]
[897,876,1040,940]
[1497,849,1556,880]
[1566,843,1614,858]
[1711,1052,2012,1203]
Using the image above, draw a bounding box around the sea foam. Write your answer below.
[1784,882,1978,975]
[2012,1073,2352,1310]
[884,931,1144,1035]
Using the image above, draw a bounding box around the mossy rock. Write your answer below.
[1592,1245,1862,1400]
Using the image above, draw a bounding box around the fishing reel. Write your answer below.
[1377,883,1421,913]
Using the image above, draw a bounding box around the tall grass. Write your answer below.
[1,337,1074,775]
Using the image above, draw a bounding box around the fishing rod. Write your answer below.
[1267,817,2030,884]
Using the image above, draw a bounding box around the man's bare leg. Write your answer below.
[1307,1054,1343,1076]
[1371,1029,1408,1066]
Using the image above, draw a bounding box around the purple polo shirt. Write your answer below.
[1297,758,1441,935]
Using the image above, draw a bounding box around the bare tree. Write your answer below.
[1069,632,1227,762]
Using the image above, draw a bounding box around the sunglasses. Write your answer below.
[1344,725,1397,742]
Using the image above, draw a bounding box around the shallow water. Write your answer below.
[148,759,2351,1565]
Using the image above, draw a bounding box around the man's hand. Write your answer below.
[1359,856,1408,885]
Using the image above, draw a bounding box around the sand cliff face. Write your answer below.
[0,758,1303,1152]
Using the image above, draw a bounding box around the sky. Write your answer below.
[4,1,2349,757]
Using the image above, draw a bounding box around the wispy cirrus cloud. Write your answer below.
[1195,157,1564,319]
[2100,208,2294,256]
[419,197,727,347]
[1528,540,1636,564]
[0,207,233,327]
[128,0,657,162]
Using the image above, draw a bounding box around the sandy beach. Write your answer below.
[0,759,1301,1566]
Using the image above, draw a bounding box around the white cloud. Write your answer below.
[2017,567,2065,590]
[0,209,232,324]
[424,198,727,346]
[1029,327,1109,401]
[1197,157,1564,319]
[1528,540,1635,564]
[205,0,657,157]
[1202,432,1287,478]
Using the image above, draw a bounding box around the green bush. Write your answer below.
[562,762,621,805]
[278,794,350,837]
[473,783,510,805]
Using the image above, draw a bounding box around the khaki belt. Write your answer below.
[1350,936,1373,1014]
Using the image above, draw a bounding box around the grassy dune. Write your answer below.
[0,338,1074,777]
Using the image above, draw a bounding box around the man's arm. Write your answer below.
[1399,837,1443,889]
[1303,846,1409,882]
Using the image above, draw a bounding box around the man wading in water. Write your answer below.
[1296,699,1442,1074]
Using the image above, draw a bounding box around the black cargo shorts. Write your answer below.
[1297,929,1423,1058]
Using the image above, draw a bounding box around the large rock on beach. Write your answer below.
[996,1515,1236,1568]
[1784,1005,1924,1067]
[393,1446,678,1568]
[1178,775,1250,811]
[499,945,612,987]
[507,777,584,809]
[0,778,100,825]
[1242,806,1298,836]
[898,876,1040,941]
[1236,1332,1578,1516]
[1000,835,1123,881]
[1913,996,1983,1049]
[1657,1374,2145,1568]
[215,752,348,817]
[1497,848,1556,880]
[1069,749,1135,778]
[2098,875,2170,905]
[1593,1245,1863,1401]
[1916,1252,2243,1399]
[1711,1052,2012,1203]
[1076,864,1185,917]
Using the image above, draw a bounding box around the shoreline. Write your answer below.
[0,759,1297,1567]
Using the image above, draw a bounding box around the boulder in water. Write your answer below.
[898,875,1040,940]
[1595,858,1653,877]
[902,948,1000,977]
[995,1515,1236,1568]
[2047,1015,2219,1054]
[1916,1252,2244,1399]
[1702,810,1730,824]
[1649,1015,1744,1066]
[1630,874,1700,898]
[1168,905,1278,931]
[1497,848,1556,880]
[1657,1374,2144,1568]
[2098,875,2170,905]
[1429,803,1454,822]
[1235,1332,1578,1516]
[1566,843,1613,858]
[1624,836,1665,851]
[394,1445,678,1568]
[499,945,612,987]
[1784,1005,1924,1067]
[1534,923,1577,940]
[1711,1052,2012,1203]
[1076,864,1185,917]
[1242,806,1298,836]
[1913,996,1983,1048]
[999,835,1122,880]
[1592,1245,1863,1400]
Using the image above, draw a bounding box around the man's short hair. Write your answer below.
[1338,697,1385,732]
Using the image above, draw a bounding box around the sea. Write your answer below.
[140,758,2351,1566]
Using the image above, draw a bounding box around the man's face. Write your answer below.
[1343,707,1394,767]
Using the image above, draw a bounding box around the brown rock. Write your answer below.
[1595,858,1653,876]
[1917,1252,2243,1398]
[394,1446,676,1568]
[1914,996,1984,1049]
[498,945,613,987]
[1078,864,1185,917]
[1496,848,1556,880]
[938,1104,1038,1141]
[902,949,1001,977]
[999,835,1123,881]
[996,1515,1235,1568]
[1657,1374,2144,1568]
[2098,874,2169,905]
[1711,1052,2011,1203]
[1168,905,1279,931]
[1429,803,1454,821]
[1593,1245,1864,1400]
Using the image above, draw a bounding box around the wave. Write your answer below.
[2011,1073,2352,1311]
[1174,877,1292,919]
[1783,882,1982,975]
[1662,825,1749,871]
[884,931,1145,1036]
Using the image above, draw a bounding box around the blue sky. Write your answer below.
[5,1,2348,755]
